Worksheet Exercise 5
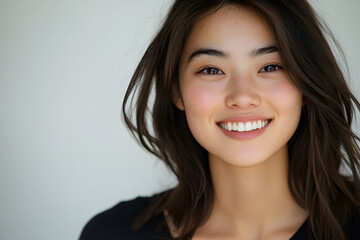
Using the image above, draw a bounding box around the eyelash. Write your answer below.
[197,64,283,75]
[197,66,224,75]
[259,64,283,73]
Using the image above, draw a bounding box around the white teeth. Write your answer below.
[245,122,252,131]
[220,120,269,132]
[238,122,245,131]
[227,122,232,131]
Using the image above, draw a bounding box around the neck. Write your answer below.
[198,147,308,239]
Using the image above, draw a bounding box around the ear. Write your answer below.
[172,86,185,111]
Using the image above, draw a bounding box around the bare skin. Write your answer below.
[192,148,308,240]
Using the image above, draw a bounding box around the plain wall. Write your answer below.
[0,0,359,239]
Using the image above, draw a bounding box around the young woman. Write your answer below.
[80,0,360,239]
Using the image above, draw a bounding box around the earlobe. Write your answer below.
[172,88,185,111]
[173,96,185,111]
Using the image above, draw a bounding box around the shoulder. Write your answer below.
[79,193,169,240]
[346,212,360,239]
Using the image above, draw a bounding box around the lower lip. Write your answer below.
[218,122,270,140]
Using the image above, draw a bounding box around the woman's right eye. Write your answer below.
[197,67,224,75]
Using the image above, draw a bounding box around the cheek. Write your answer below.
[181,82,221,116]
[265,80,302,111]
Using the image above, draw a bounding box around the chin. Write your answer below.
[212,152,271,168]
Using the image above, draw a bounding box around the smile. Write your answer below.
[219,120,270,132]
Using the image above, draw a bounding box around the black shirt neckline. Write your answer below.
[154,213,310,239]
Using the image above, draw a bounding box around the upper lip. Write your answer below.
[217,115,272,123]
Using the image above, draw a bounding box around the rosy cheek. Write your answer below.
[182,82,220,114]
[265,80,302,110]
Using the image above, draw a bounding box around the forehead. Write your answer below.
[181,5,276,58]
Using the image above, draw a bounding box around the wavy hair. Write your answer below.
[122,0,360,239]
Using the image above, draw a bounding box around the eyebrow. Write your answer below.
[249,46,278,57]
[188,48,227,62]
[188,45,278,62]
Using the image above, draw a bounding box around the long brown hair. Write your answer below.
[122,0,360,239]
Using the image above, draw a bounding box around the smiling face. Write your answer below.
[174,5,302,167]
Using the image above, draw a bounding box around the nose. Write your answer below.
[225,74,261,109]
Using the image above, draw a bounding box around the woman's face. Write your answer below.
[175,5,302,167]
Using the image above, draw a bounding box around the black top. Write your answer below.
[80,194,360,240]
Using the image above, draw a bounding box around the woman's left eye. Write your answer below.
[259,64,282,73]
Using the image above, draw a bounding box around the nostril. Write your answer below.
[225,88,261,109]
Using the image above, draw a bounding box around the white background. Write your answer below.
[0,0,359,239]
